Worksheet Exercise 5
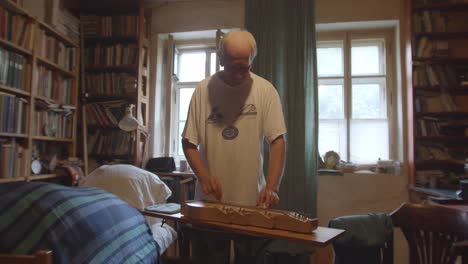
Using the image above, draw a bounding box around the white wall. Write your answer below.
[150,0,245,34]
[315,0,402,23]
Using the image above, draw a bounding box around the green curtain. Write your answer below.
[245,0,318,217]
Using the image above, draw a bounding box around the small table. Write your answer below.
[142,209,345,263]
[155,172,196,203]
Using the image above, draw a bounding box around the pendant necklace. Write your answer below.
[222,125,239,140]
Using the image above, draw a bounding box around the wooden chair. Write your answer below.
[390,203,468,264]
[0,250,52,264]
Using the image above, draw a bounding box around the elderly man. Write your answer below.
[181,30,287,263]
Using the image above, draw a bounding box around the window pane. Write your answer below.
[178,52,206,82]
[178,121,186,156]
[319,119,347,161]
[179,88,195,121]
[319,84,344,119]
[352,81,386,119]
[317,43,343,77]
[351,40,383,75]
[350,120,389,163]
[210,52,217,75]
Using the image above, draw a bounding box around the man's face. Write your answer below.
[222,52,251,86]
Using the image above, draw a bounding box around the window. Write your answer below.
[317,31,394,164]
[172,47,222,157]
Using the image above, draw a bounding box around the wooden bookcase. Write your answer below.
[406,0,468,196]
[77,0,150,174]
[0,0,79,183]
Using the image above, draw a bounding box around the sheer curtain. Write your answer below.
[245,0,318,217]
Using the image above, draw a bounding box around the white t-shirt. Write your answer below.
[182,72,286,206]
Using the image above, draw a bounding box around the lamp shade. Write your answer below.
[119,104,140,132]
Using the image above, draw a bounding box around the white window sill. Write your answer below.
[318,169,396,177]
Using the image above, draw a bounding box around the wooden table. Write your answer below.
[143,209,345,263]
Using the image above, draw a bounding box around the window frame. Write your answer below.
[317,29,396,165]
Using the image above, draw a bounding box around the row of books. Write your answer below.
[414,93,458,112]
[81,15,140,38]
[86,100,125,127]
[413,63,458,86]
[33,109,73,138]
[416,144,452,160]
[0,139,25,178]
[416,117,468,136]
[0,6,34,50]
[35,65,72,104]
[0,92,27,134]
[414,37,450,58]
[53,8,80,44]
[414,10,466,33]
[0,47,29,90]
[87,130,134,156]
[35,28,76,71]
[413,11,447,33]
[85,73,137,95]
[84,44,139,67]
[417,117,441,136]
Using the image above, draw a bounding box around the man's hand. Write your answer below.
[256,187,279,208]
[199,176,223,201]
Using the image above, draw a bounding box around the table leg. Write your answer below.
[178,223,191,262]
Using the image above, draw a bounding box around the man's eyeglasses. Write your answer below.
[226,64,251,73]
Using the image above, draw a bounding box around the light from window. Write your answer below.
[210,52,217,75]
[178,52,206,82]
[319,120,347,161]
[318,84,344,119]
[317,43,343,76]
[317,36,390,164]
[318,81,347,160]
[177,88,195,155]
[352,81,386,119]
[351,40,384,75]
[174,47,219,156]
[179,88,195,121]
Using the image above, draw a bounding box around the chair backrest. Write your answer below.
[0,250,52,264]
[390,203,468,264]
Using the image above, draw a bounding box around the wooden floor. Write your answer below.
[162,244,334,264]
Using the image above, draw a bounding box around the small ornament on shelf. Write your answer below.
[323,151,340,170]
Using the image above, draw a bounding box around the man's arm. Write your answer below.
[256,135,286,208]
[182,139,222,200]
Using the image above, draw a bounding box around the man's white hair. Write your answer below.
[217,30,257,64]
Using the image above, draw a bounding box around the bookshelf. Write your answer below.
[78,0,150,174]
[0,0,79,183]
[406,0,468,196]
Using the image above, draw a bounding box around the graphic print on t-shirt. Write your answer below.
[207,104,257,124]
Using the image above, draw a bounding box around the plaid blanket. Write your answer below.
[0,182,159,264]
